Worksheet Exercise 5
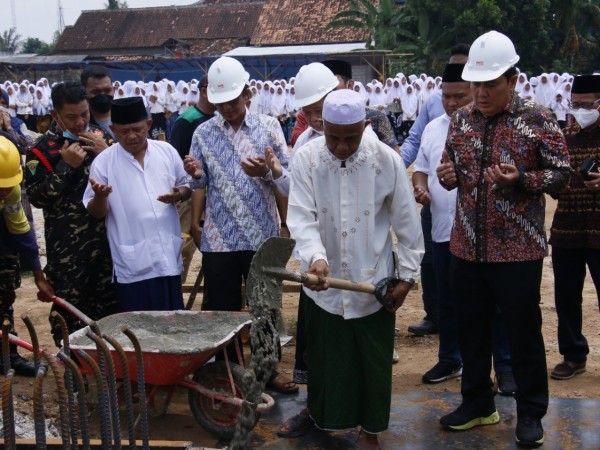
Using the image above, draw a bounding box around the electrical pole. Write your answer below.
[11,0,17,30]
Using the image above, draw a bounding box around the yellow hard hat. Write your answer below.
[0,136,23,188]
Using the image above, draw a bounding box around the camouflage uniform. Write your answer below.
[24,123,117,346]
[0,186,37,349]
[0,253,21,337]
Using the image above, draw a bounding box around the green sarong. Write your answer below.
[305,296,395,433]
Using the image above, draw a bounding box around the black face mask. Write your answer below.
[89,93,113,114]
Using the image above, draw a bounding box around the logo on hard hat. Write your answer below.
[217,84,224,89]
[476,61,485,67]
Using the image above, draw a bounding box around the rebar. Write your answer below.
[33,364,48,450]
[2,320,11,376]
[52,311,79,447]
[57,351,91,450]
[121,326,150,450]
[86,331,122,450]
[75,349,111,450]
[2,368,16,450]
[22,314,71,449]
[104,334,136,449]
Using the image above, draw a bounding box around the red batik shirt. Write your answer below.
[445,92,570,262]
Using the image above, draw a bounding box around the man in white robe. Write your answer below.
[278,89,423,449]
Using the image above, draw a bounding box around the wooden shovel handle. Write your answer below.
[263,267,376,294]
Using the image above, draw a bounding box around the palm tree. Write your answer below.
[551,0,600,68]
[392,6,455,73]
[0,28,22,54]
[326,0,401,50]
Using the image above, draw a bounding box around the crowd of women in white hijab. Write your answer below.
[0,70,578,142]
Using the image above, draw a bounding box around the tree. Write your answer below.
[105,0,128,9]
[0,28,22,54]
[21,37,53,54]
[391,0,554,75]
[326,0,401,50]
[548,0,600,71]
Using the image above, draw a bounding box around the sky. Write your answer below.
[1,0,198,44]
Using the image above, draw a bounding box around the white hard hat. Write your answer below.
[293,63,339,108]
[207,56,250,104]
[462,31,520,82]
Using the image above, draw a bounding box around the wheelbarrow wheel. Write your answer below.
[188,361,257,439]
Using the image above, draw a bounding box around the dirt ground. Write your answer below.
[6,196,600,444]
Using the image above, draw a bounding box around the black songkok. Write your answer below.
[442,63,467,83]
[321,59,353,80]
[571,75,600,94]
[111,97,148,125]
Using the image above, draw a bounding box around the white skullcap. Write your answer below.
[322,89,366,125]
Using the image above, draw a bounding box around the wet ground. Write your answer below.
[247,388,600,449]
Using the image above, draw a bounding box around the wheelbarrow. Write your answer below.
[65,306,274,440]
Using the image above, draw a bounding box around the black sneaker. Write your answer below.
[422,361,462,384]
[515,416,544,448]
[496,371,517,396]
[0,353,36,377]
[408,318,438,336]
[440,401,500,431]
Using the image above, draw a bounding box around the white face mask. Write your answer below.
[572,108,600,129]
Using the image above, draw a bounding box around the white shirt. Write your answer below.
[288,134,424,319]
[83,140,189,283]
[413,114,456,243]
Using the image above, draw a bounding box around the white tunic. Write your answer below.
[83,140,189,283]
[288,134,424,319]
[413,114,457,243]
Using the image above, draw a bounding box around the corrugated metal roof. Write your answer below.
[0,54,90,65]
[225,43,367,56]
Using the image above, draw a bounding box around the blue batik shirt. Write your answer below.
[189,110,289,252]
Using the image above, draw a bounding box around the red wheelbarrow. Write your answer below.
[65,307,275,439]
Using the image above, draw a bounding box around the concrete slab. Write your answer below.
[248,388,600,449]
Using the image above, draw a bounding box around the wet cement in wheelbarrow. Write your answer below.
[69,310,251,354]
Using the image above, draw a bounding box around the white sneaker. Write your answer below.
[392,348,400,364]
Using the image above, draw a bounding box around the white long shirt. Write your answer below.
[288,134,424,319]
[83,140,189,283]
[413,114,456,243]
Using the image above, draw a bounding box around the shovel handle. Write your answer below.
[263,267,376,294]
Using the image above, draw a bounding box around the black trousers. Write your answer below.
[552,246,600,364]
[202,251,282,377]
[449,256,548,419]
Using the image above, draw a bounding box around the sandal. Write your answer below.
[266,373,299,394]
[277,413,315,438]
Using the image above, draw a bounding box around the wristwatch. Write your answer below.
[398,277,415,287]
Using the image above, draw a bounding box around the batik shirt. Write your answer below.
[445,92,570,263]
[189,111,289,252]
[550,124,600,249]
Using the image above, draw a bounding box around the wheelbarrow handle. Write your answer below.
[262,267,376,294]
[0,331,39,355]
[42,294,93,326]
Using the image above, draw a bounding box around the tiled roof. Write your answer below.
[251,0,371,46]
[54,2,265,54]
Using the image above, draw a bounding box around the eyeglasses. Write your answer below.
[569,99,600,109]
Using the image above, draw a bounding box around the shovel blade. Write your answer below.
[246,237,296,311]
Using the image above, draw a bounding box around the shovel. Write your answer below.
[246,237,401,309]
